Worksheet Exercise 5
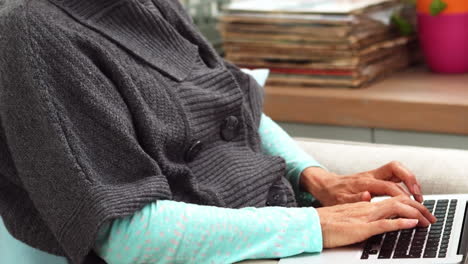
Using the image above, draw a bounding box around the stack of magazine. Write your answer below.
[220,0,414,88]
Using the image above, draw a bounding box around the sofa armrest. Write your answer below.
[294,138,468,195]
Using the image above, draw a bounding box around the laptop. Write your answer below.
[280,194,468,264]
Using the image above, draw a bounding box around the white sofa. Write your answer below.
[239,137,468,264]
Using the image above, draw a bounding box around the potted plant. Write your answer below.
[417,0,468,73]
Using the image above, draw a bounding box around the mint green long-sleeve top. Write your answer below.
[93,114,326,264]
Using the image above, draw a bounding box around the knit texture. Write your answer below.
[0,0,296,263]
[0,113,325,264]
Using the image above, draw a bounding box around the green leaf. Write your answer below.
[391,14,414,36]
[430,0,448,16]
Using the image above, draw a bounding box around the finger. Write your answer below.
[342,191,372,203]
[394,163,424,202]
[399,196,437,224]
[389,177,402,183]
[374,162,423,202]
[361,191,372,202]
[396,184,411,197]
[366,179,407,198]
[379,199,431,226]
[368,219,419,237]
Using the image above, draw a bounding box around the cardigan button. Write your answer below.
[185,140,203,162]
[266,191,286,206]
[221,116,239,141]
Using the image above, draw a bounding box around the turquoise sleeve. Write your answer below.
[259,114,326,207]
[94,200,323,263]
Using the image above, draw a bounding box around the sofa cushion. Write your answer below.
[295,138,468,194]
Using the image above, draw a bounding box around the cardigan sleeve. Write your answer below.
[0,13,171,264]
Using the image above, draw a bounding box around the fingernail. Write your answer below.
[413,184,422,195]
[403,219,419,227]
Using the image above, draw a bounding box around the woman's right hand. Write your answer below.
[316,195,437,248]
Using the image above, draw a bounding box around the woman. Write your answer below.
[0,0,435,263]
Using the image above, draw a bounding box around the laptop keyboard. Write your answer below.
[361,199,457,260]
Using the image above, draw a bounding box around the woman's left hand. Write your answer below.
[300,161,424,207]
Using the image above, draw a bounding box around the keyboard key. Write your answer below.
[378,253,391,259]
[369,234,383,244]
[393,254,414,259]
[411,245,424,251]
[411,242,424,248]
[408,251,422,258]
[426,241,440,247]
[415,235,428,240]
[423,252,437,258]
[412,242,425,250]
[410,245,423,251]
[425,245,439,250]
[363,243,372,251]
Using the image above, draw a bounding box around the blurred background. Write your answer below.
[181,0,468,150]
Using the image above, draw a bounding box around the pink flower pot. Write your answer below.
[418,12,468,73]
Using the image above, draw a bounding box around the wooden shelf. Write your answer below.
[264,66,468,135]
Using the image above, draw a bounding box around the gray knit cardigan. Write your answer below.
[0,0,297,263]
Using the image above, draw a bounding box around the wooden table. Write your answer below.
[264,67,468,136]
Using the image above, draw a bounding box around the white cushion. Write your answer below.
[295,138,468,194]
[241,68,270,87]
